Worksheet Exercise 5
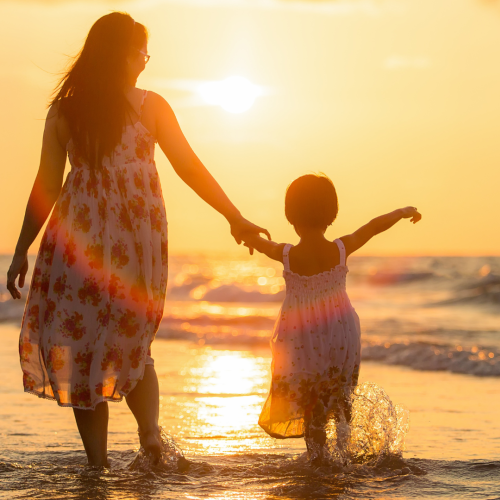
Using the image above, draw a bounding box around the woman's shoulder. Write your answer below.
[46,101,71,148]
[140,90,174,121]
[141,89,168,106]
[125,87,168,109]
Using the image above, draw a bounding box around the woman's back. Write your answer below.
[20,88,169,410]
[67,90,156,167]
[55,88,157,152]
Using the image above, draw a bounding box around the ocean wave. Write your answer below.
[202,285,284,303]
[161,314,275,328]
[0,299,25,323]
[166,275,212,299]
[156,323,272,346]
[156,319,500,376]
[429,274,500,307]
[362,342,500,377]
[362,272,435,286]
[155,314,276,345]
[167,281,285,303]
[462,273,500,290]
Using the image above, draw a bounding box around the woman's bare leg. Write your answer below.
[125,364,161,462]
[73,402,109,467]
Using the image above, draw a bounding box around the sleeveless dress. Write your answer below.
[19,90,168,409]
[259,239,361,438]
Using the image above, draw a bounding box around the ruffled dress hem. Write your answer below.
[23,356,148,410]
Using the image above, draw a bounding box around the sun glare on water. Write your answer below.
[199,76,262,113]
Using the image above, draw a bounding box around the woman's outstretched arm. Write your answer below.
[151,92,270,245]
[341,207,422,258]
[7,105,67,299]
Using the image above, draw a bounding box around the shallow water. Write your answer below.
[1,254,499,497]
[1,323,499,499]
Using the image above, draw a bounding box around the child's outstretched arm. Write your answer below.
[241,233,286,263]
[342,206,421,257]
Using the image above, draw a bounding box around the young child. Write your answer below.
[242,174,421,463]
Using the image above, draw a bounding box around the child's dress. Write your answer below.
[259,239,361,439]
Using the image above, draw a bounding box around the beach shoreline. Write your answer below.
[1,323,500,498]
[1,252,499,498]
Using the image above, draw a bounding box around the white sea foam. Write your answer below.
[323,382,409,466]
[362,342,500,377]
[155,321,500,376]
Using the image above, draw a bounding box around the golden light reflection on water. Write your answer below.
[174,257,286,300]
[197,395,262,432]
[187,351,268,395]
[154,340,500,461]
[177,349,272,454]
[187,495,266,500]
[166,301,278,320]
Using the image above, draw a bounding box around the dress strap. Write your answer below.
[138,90,148,119]
[334,238,346,266]
[282,244,293,272]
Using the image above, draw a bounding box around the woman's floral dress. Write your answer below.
[259,239,361,441]
[19,90,168,409]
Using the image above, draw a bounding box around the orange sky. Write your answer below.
[1,0,500,255]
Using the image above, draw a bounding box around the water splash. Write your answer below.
[325,382,410,467]
[129,427,188,472]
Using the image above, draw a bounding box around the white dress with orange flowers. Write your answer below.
[19,90,168,409]
[259,239,361,438]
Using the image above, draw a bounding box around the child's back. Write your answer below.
[242,173,421,463]
[285,238,341,276]
[259,237,361,461]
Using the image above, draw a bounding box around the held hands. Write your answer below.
[229,215,271,255]
[400,206,422,224]
[7,252,29,300]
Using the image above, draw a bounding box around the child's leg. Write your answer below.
[332,392,352,424]
[337,361,358,424]
[331,388,353,464]
[304,399,328,462]
[342,392,353,424]
[73,402,109,467]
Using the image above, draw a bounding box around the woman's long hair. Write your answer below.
[51,12,148,170]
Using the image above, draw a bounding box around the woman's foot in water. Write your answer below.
[138,427,191,471]
[139,427,162,464]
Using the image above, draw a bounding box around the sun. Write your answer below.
[199,76,262,113]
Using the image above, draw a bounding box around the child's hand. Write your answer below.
[240,231,282,260]
[241,232,261,255]
[230,216,270,245]
[400,206,422,224]
[243,241,254,255]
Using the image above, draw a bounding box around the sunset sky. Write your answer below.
[1,0,500,255]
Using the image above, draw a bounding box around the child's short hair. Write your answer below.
[285,173,338,229]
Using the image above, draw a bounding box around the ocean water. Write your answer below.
[0,253,499,499]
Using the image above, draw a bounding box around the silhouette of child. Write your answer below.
[242,174,421,463]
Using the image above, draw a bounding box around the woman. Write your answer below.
[6,12,269,467]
